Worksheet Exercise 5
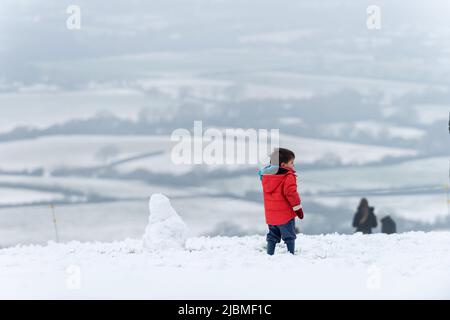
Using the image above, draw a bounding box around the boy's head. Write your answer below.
[270,148,295,170]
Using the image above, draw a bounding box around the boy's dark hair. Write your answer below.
[270,148,295,166]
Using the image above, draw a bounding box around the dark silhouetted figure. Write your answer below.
[381,216,396,234]
[352,198,377,234]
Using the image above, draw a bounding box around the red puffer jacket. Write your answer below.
[261,168,301,225]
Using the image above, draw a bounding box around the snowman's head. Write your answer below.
[148,193,177,223]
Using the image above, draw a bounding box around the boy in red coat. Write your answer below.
[259,148,304,255]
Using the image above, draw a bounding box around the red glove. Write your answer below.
[295,208,304,220]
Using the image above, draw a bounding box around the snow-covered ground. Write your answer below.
[1,195,449,299]
[1,232,449,299]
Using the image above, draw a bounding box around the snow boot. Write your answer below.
[286,240,295,254]
[267,241,276,255]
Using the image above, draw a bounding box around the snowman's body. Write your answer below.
[143,194,189,250]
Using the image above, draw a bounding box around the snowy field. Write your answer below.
[0,90,147,133]
[1,232,449,299]
[0,134,418,173]
[1,194,449,300]
[0,187,65,206]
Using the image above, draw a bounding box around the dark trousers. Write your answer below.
[266,218,296,255]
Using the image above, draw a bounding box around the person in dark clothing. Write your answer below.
[381,216,396,234]
[352,198,377,234]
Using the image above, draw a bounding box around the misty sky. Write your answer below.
[0,0,449,131]
[1,0,450,85]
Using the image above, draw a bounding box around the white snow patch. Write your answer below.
[239,29,315,45]
[0,187,65,205]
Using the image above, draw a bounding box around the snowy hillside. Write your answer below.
[1,195,449,299]
[1,232,450,299]
[0,133,417,173]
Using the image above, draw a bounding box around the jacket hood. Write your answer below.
[258,164,278,180]
[261,167,296,193]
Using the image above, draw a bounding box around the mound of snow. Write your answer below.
[143,193,189,250]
